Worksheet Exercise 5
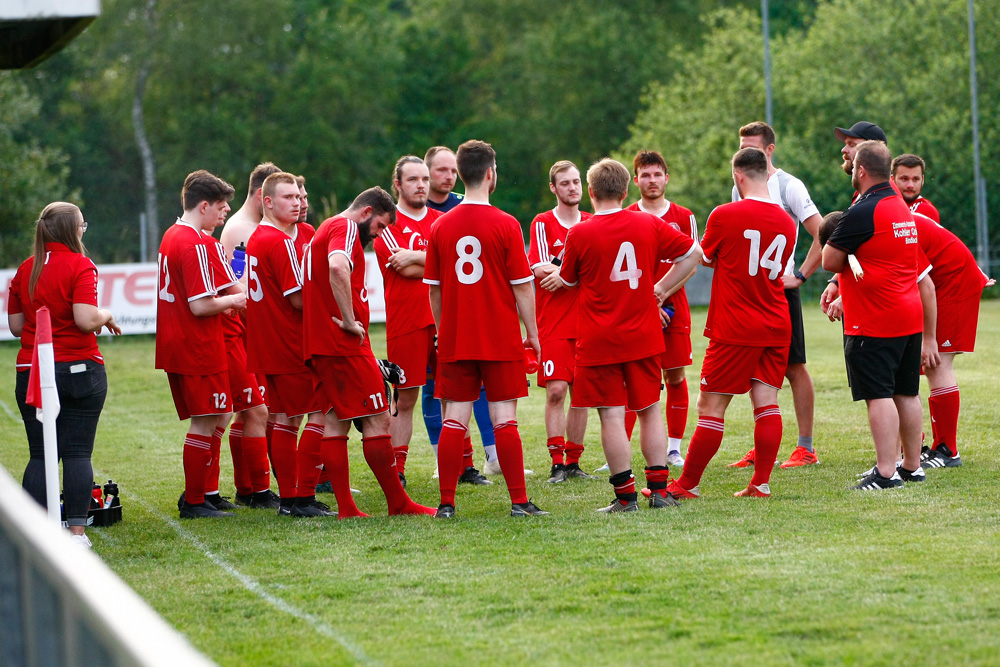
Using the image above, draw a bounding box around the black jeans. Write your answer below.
[15,361,108,526]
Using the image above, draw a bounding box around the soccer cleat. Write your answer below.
[596,498,638,513]
[547,464,568,484]
[511,500,549,517]
[180,501,234,519]
[853,469,904,491]
[728,448,755,468]
[919,445,934,464]
[734,483,771,497]
[482,459,503,476]
[665,479,699,499]
[235,492,253,506]
[315,481,333,494]
[205,493,238,511]
[279,503,332,517]
[921,443,962,469]
[313,499,333,512]
[593,462,610,473]
[666,451,685,467]
[779,447,819,468]
[458,466,493,485]
[398,472,407,488]
[898,466,926,483]
[432,465,439,479]
[69,533,93,549]
[248,490,281,510]
[434,503,455,519]
[563,463,596,480]
[649,492,682,508]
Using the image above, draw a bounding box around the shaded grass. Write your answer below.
[1,303,999,665]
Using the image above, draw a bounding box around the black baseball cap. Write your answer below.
[835,121,887,145]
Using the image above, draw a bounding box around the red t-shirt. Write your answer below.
[828,183,923,338]
[700,198,796,346]
[527,209,591,341]
[8,243,103,369]
[302,215,372,359]
[199,231,243,341]
[155,220,228,374]
[245,222,314,374]
[912,212,988,304]
[374,206,439,340]
[423,201,532,362]
[559,208,696,366]
[626,200,698,335]
[910,197,940,224]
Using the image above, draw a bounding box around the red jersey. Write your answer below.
[626,200,698,334]
[527,209,591,341]
[8,243,103,369]
[155,220,227,374]
[373,206,439,340]
[910,197,940,224]
[302,215,372,358]
[701,197,795,347]
[423,201,533,362]
[197,232,244,342]
[828,183,923,338]
[245,222,314,374]
[912,213,988,304]
[559,208,696,366]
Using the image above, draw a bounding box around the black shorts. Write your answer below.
[784,288,806,365]
[844,333,921,401]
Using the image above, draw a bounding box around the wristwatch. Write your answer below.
[794,270,807,283]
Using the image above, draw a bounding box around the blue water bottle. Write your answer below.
[661,304,675,330]
[231,242,246,278]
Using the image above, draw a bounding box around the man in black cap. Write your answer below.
[835,121,888,177]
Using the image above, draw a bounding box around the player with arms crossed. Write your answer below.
[667,148,796,500]
[156,171,248,519]
[550,158,702,512]
[424,140,545,518]
[626,150,699,467]
[246,172,331,516]
[528,160,593,483]
[302,187,434,518]
[374,156,442,486]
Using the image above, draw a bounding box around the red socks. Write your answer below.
[929,385,960,455]
[494,421,528,505]
[677,416,725,490]
[547,436,565,466]
[666,379,689,440]
[438,420,467,506]
[564,441,584,466]
[394,443,409,476]
[229,423,252,496]
[645,466,670,498]
[462,436,474,470]
[624,409,637,441]
[205,426,225,494]
[270,424,299,499]
[183,432,212,505]
[242,435,271,493]
[296,423,324,498]
[320,435,367,518]
[362,434,434,515]
[750,405,782,487]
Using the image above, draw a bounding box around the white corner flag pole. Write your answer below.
[31,307,62,525]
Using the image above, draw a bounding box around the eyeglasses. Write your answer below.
[80,221,89,232]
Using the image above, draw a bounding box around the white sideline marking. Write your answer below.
[0,397,19,422]
[106,477,379,665]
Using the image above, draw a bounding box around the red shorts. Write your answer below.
[699,341,788,394]
[571,355,661,410]
[387,325,436,389]
[661,331,693,370]
[167,371,231,420]
[436,359,528,403]
[264,370,326,418]
[311,354,388,421]
[226,340,265,413]
[537,338,576,388]
[936,294,981,354]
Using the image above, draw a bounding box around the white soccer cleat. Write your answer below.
[482,459,502,476]
[666,451,685,467]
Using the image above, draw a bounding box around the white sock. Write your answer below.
[431,443,438,458]
[483,444,497,463]
[668,437,682,453]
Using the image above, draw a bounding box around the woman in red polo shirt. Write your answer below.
[7,202,121,549]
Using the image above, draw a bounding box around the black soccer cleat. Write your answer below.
[648,492,682,508]
[205,493,238,511]
[179,501,234,519]
[234,492,253,506]
[398,471,407,488]
[458,466,492,485]
[434,503,456,519]
[279,503,332,518]
[921,443,963,469]
[248,490,281,510]
[596,498,638,513]
[897,466,926,483]
[510,500,549,517]
[563,463,597,480]
[853,469,904,491]
[547,464,568,484]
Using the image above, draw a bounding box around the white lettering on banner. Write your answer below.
[0,254,387,342]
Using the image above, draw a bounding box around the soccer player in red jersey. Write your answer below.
[423,140,545,518]
[246,172,331,517]
[156,171,248,519]
[553,158,701,512]
[624,150,699,468]
[302,187,434,518]
[667,148,796,500]
[822,141,927,490]
[374,156,442,486]
[891,154,941,223]
[528,160,593,484]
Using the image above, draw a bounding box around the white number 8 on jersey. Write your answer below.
[455,235,484,285]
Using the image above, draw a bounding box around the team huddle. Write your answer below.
[154,120,994,520]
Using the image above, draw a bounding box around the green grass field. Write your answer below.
[2,302,999,666]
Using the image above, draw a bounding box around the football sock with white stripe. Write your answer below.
[666,379,689,446]
[929,385,960,455]
[182,432,213,506]
[296,423,324,497]
[677,416,725,490]
[750,405,782,488]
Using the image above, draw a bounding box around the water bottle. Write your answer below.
[91,484,103,510]
[661,304,675,330]
[524,342,539,374]
[103,479,120,509]
[231,242,246,279]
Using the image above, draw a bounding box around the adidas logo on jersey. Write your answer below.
[701,378,708,386]
[403,226,412,233]
[942,340,952,348]
[553,239,564,247]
